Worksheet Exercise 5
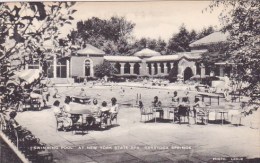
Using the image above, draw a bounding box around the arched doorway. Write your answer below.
[84,59,93,77]
[84,60,91,76]
[183,67,193,81]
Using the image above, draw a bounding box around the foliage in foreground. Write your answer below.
[209,0,260,101]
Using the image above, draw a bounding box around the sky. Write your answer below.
[60,1,223,41]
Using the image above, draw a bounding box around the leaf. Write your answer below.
[65,21,72,25]
[17,22,25,29]
[70,9,77,14]
[68,16,74,20]
[21,16,34,22]
[36,3,46,20]
[12,5,21,18]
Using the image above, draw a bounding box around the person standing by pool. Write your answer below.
[223,74,231,101]
[110,97,119,122]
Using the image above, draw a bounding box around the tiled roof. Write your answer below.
[134,48,161,57]
[146,50,206,62]
[104,56,141,62]
[77,44,105,55]
[189,31,229,47]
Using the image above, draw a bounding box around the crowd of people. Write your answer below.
[146,91,208,124]
[52,96,119,131]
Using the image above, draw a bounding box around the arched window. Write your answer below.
[134,63,140,75]
[85,60,91,76]
[148,63,152,75]
[154,63,158,75]
[124,63,130,74]
[160,63,164,73]
[115,63,121,74]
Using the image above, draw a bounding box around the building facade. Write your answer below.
[25,32,230,81]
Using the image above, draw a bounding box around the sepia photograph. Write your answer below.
[0,0,259,162]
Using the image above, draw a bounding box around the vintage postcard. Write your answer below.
[0,0,259,163]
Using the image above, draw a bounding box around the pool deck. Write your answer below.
[15,106,260,163]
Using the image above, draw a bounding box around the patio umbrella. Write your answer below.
[15,69,42,84]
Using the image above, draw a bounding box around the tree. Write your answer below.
[68,16,135,55]
[94,61,117,78]
[167,25,191,53]
[196,26,215,39]
[189,29,198,43]
[209,0,260,101]
[0,2,76,76]
[130,37,167,55]
[0,2,76,108]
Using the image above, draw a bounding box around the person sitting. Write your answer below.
[52,100,64,130]
[109,97,119,122]
[176,97,191,122]
[172,91,180,103]
[95,101,110,128]
[53,88,61,98]
[86,98,100,126]
[8,111,21,130]
[60,97,73,131]
[78,88,87,97]
[42,86,50,108]
[152,96,163,119]
[192,98,207,124]
[91,98,100,114]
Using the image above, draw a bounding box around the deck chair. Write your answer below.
[177,105,190,124]
[110,112,118,125]
[231,112,245,126]
[195,107,209,124]
[54,114,63,132]
[139,101,153,122]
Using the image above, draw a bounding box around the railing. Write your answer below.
[0,113,53,163]
[0,131,30,163]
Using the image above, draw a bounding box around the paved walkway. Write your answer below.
[16,105,260,163]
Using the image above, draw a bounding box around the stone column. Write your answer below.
[89,61,94,77]
[139,64,142,75]
[170,63,174,70]
[157,63,161,74]
[146,64,149,75]
[219,66,224,77]
[151,64,155,76]
[53,55,57,78]
[192,65,197,75]
[163,63,168,74]
[200,64,205,77]
[66,59,70,78]
[130,63,134,75]
[120,63,125,75]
